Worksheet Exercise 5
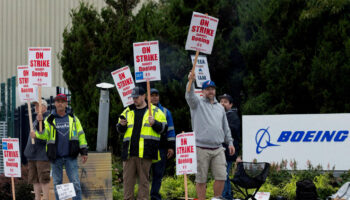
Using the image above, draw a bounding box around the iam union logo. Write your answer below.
[255,127,280,154]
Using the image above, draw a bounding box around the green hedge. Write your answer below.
[112,158,350,199]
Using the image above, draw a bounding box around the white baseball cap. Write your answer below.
[32,98,48,107]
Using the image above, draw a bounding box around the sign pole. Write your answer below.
[184,173,188,200]
[11,177,15,200]
[38,86,42,131]
[27,100,35,144]
[147,79,152,117]
[143,40,153,117]
[187,50,199,92]
[181,131,188,200]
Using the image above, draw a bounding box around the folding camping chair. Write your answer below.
[231,162,270,200]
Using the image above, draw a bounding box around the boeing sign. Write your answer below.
[243,114,350,170]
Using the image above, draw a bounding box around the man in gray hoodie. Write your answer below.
[185,72,235,200]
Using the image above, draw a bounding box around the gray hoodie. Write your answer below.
[185,82,233,148]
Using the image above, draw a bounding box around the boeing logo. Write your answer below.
[255,127,349,154]
[255,127,279,154]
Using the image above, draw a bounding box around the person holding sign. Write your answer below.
[25,99,50,200]
[116,87,167,200]
[33,94,88,200]
[185,72,235,200]
[218,94,241,200]
[149,88,176,200]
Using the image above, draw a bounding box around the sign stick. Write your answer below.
[27,100,35,144]
[184,173,188,200]
[11,177,15,200]
[143,40,153,117]
[187,50,200,92]
[38,86,42,131]
[147,79,152,117]
[180,131,188,200]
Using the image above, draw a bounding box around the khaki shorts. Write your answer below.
[28,160,51,184]
[195,147,227,183]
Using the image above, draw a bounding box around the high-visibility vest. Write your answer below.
[119,104,167,161]
[36,114,88,160]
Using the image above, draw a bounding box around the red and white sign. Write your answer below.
[255,192,270,200]
[185,12,219,54]
[191,55,211,87]
[194,89,203,99]
[28,47,52,87]
[17,65,38,102]
[176,132,197,175]
[133,41,161,83]
[111,66,135,107]
[2,138,21,177]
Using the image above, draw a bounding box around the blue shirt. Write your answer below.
[53,111,70,157]
[156,103,176,149]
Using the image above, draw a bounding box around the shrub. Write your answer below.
[0,165,34,200]
[159,175,196,199]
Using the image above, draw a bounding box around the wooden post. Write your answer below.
[186,50,200,92]
[184,173,188,200]
[147,79,152,117]
[38,86,42,132]
[143,40,153,117]
[180,131,188,200]
[27,100,35,144]
[11,176,15,200]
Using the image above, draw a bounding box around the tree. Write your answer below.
[59,0,245,157]
[233,0,350,114]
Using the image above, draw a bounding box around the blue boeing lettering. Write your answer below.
[277,130,348,143]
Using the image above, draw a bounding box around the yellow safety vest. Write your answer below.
[118,104,167,161]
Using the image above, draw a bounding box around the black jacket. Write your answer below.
[223,108,241,161]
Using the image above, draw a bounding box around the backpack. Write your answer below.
[295,179,318,200]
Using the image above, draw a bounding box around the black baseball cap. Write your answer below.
[218,94,233,104]
[131,87,146,98]
[150,88,159,95]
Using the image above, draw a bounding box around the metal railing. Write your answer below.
[0,121,7,174]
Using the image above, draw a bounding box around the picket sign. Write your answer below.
[28,47,52,132]
[190,55,211,87]
[185,12,218,91]
[17,65,37,144]
[133,40,161,117]
[2,138,21,200]
[111,66,135,107]
[56,183,76,200]
[255,192,270,200]
[176,132,197,200]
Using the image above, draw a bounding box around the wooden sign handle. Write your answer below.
[187,50,200,92]
[184,173,188,200]
[27,101,35,144]
[11,177,15,200]
[38,86,42,132]
[147,79,152,117]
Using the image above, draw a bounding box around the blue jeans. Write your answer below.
[150,148,167,200]
[222,161,233,200]
[51,157,82,200]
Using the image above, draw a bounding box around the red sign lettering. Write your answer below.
[142,47,151,54]
[36,52,44,59]
[200,19,209,27]
[119,72,126,80]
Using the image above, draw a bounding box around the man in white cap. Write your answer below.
[25,98,50,200]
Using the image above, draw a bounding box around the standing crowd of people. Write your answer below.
[24,72,241,200]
